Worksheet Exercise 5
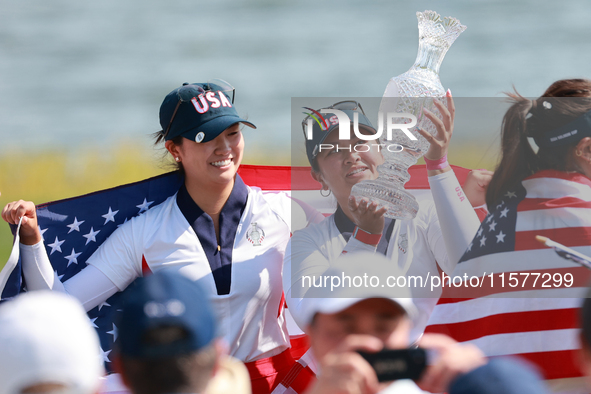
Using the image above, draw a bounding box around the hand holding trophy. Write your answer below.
[350,10,466,219]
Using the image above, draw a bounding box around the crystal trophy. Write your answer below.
[350,10,466,220]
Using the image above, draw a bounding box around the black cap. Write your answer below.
[160,82,256,143]
[303,107,376,167]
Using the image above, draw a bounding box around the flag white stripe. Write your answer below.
[523,177,591,200]
[516,207,591,232]
[429,292,583,325]
[466,329,580,357]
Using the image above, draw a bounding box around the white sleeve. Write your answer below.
[427,170,481,271]
[19,242,120,312]
[20,241,61,291]
[86,216,144,291]
[283,232,330,330]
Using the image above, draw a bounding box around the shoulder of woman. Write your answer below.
[290,214,334,242]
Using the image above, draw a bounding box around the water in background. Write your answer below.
[2,0,591,163]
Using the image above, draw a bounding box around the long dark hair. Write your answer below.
[152,131,185,176]
[486,79,591,207]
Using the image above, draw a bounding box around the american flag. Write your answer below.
[424,170,591,393]
[0,164,479,376]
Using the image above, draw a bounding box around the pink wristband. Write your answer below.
[424,155,449,170]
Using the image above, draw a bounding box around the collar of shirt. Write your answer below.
[176,174,249,295]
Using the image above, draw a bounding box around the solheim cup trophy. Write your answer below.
[350,10,466,219]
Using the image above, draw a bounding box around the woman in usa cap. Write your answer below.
[2,80,320,394]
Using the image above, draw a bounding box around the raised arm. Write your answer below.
[3,200,122,311]
[418,91,482,269]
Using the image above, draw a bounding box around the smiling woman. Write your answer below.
[284,95,486,343]
[1,80,318,394]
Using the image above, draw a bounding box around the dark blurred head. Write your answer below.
[113,271,218,394]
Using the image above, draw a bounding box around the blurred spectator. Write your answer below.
[112,271,250,394]
[579,287,591,388]
[299,253,549,394]
[0,291,104,394]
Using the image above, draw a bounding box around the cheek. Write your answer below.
[366,150,384,166]
[309,321,347,359]
[317,161,341,185]
[179,144,204,162]
[384,318,411,348]
[235,137,245,158]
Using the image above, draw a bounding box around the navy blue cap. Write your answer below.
[534,108,591,148]
[160,82,256,143]
[115,271,216,358]
[304,108,376,167]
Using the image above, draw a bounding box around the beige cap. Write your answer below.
[298,252,417,327]
[0,291,104,394]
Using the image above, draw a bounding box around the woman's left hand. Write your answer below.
[418,89,455,161]
[348,196,387,235]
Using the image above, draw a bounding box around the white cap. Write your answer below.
[298,252,417,327]
[205,356,252,394]
[0,291,104,394]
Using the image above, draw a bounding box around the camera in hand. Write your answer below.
[357,348,427,382]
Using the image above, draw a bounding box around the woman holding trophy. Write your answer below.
[284,93,489,343]
[284,10,487,342]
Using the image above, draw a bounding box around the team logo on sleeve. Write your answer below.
[246,222,265,246]
[398,232,408,254]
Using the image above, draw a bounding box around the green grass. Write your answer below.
[0,142,497,269]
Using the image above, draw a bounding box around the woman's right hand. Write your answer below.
[1,200,42,245]
[348,196,386,235]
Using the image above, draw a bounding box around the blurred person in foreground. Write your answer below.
[0,291,104,394]
[578,286,591,390]
[112,270,251,394]
[300,253,549,394]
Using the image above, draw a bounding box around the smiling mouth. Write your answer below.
[210,158,232,167]
[346,167,368,177]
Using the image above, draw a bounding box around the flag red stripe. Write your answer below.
[517,197,591,212]
[424,308,579,342]
[141,255,152,276]
[237,164,474,191]
[515,227,591,251]
[435,297,472,305]
[510,350,584,380]
[436,267,590,299]
[237,165,313,190]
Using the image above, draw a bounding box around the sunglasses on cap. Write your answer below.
[301,100,366,136]
[162,79,236,139]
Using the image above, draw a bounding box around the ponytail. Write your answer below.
[485,93,539,207]
[486,79,591,207]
